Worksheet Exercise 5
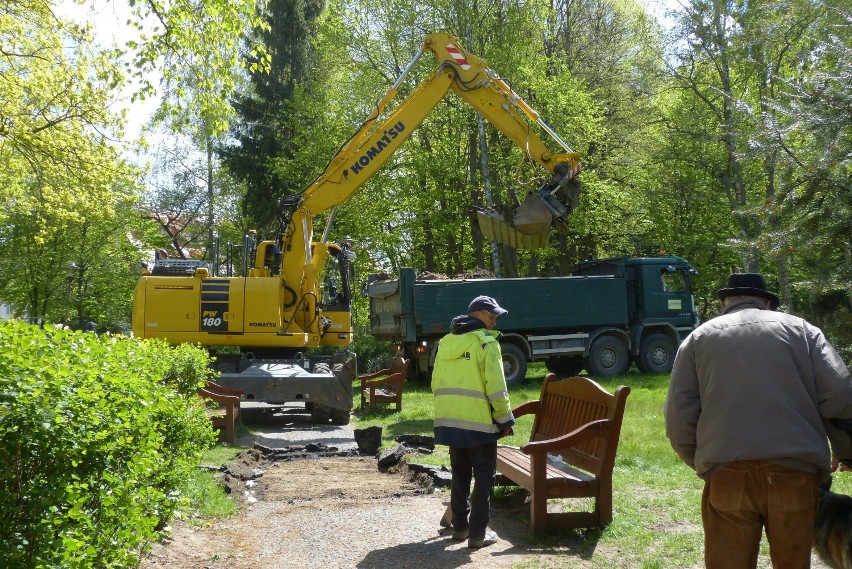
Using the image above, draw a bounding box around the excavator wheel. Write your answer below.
[310,404,332,423]
[331,408,351,425]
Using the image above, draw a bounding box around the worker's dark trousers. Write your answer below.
[702,460,819,569]
[449,442,498,539]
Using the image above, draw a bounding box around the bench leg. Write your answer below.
[597,481,613,525]
[223,419,235,444]
[530,488,549,533]
[530,454,548,532]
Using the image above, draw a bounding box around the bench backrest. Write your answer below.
[530,374,629,477]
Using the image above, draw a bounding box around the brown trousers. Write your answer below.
[702,460,820,569]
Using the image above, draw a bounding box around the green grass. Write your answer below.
[177,443,243,523]
[354,362,852,568]
[178,467,238,523]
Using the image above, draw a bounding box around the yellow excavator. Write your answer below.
[131,33,583,423]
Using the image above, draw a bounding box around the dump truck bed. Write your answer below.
[368,270,629,341]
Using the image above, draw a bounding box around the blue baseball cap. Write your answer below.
[468,295,508,316]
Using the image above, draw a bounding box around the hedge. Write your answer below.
[0,320,216,568]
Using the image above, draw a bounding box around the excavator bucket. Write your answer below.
[477,173,581,249]
[477,192,553,249]
[477,208,550,249]
[511,193,553,235]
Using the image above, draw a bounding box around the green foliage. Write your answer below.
[0,321,215,568]
[655,0,850,326]
[349,331,397,374]
[218,0,328,232]
[125,0,268,135]
[0,3,146,327]
[145,340,217,397]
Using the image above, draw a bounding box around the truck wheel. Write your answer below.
[545,357,585,378]
[585,336,630,377]
[310,404,332,423]
[414,370,431,382]
[500,343,528,385]
[331,408,351,425]
[637,334,677,374]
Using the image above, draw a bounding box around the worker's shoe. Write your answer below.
[439,505,453,528]
[451,528,469,541]
[468,530,498,549]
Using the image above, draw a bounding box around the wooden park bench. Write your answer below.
[358,356,410,412]
[198,381,244,443]
[495,373,630,532]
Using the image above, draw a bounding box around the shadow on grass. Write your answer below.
[491,486,605,560]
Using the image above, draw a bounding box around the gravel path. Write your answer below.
[142,404,557,569]
[240,402,360,452]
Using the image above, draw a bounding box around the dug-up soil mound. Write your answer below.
[418,268,496,280]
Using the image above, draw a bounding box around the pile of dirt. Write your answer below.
[216,443,437,507]
[417,268,496,280]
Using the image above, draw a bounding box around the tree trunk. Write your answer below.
[476,115,501,276]
[206,132,215,271]
[423,218,435,273]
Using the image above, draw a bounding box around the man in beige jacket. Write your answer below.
[665,273,852,569]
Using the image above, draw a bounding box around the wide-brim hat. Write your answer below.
[716,273,780,310]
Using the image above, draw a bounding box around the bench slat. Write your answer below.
[497,446,596,486]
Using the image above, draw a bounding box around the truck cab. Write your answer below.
[573,256,698,374]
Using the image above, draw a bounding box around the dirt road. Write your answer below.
[140,405,569,569]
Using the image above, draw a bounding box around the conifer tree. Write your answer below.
[219,0,326,232]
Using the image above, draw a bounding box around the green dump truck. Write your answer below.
[366,256,699,383]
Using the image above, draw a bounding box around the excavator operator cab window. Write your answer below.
[324,277,339,304]
[321,254,351,310]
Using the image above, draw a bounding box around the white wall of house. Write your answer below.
[0,304,14,321]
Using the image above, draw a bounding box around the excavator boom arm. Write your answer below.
[295,32,581,227]
[279,33,583,338]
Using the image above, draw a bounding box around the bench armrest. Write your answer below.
[198,388,241,405]
[358,369,393,381]
[520,418,613,454]
[360,372,403,388]
[512,399,541,418]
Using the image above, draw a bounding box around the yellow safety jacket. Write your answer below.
[432,324,514,446]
